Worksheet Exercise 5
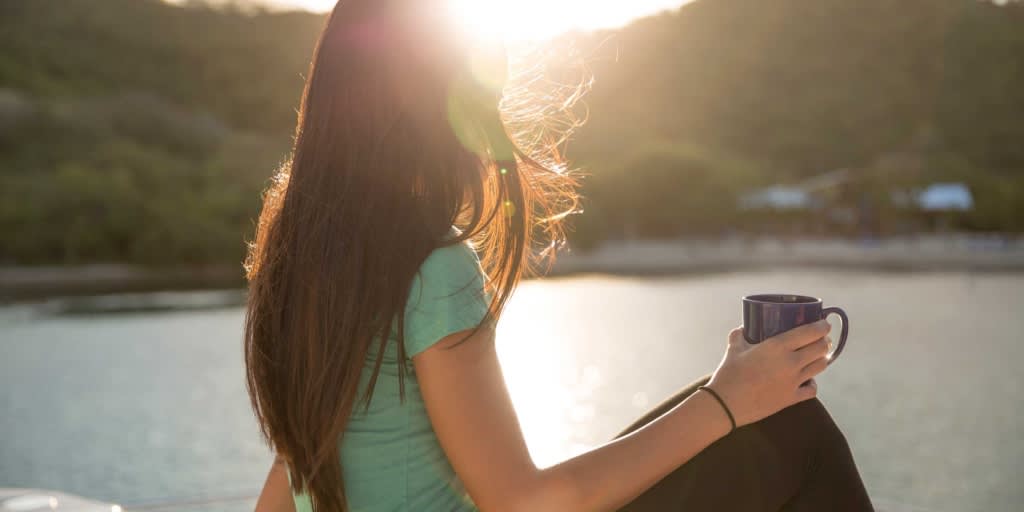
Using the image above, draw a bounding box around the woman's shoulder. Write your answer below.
[412,237,486,309]
[404,237,489,357]
[418,238,482,279]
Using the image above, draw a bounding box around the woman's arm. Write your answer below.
[254,456,296,512]
[415,320,831,512]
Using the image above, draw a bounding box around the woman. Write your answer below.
[246,1,873,511]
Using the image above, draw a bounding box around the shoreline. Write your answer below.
[0,264,245,302]
[547,236,1024,277]
[3,236,1023,302]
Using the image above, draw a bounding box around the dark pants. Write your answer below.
[618,376,874,512]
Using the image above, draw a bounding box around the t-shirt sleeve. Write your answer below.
[403,242,490,357]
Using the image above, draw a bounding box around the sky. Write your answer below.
[267,0,689,40]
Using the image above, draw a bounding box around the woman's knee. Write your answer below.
[749,397,850,459]
[770,398,837,431]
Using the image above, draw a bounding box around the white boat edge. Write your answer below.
[0,489,121,512]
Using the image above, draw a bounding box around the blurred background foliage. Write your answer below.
[0,0,1022,266]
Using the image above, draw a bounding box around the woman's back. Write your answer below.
[291,241,487,512]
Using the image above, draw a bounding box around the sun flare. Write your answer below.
[445,0,567,42]
[447,0,678,41]
[276,0,687,42]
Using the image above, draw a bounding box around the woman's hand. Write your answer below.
[705,321,832,427]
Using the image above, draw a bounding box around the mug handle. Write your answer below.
[822,307,849,364]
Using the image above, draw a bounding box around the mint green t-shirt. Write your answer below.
[292,241,488,512]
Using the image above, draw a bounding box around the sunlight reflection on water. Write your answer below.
[496,272,1024,511]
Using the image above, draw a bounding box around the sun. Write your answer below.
[446,0,547,42]
[446,0,626,42]
[270,0,687,42]
[273,0,572,41]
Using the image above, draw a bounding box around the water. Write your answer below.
[2,271,1022,511]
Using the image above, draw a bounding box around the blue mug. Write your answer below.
[742,294,849,363]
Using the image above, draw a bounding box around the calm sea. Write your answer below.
[2,271,1022,511]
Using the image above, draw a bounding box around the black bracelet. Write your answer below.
[698,385,736,433]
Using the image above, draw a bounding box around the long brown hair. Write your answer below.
[243,1,588,510]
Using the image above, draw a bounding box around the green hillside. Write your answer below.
[571,0,1024,239]
[1,0,1021,265]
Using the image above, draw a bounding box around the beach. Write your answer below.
[3,235,1023,303]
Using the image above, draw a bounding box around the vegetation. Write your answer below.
[0,0,1021,265]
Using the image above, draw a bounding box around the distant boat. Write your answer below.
[0,489,120,512]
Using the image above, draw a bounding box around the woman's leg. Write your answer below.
[616,376,873,512]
